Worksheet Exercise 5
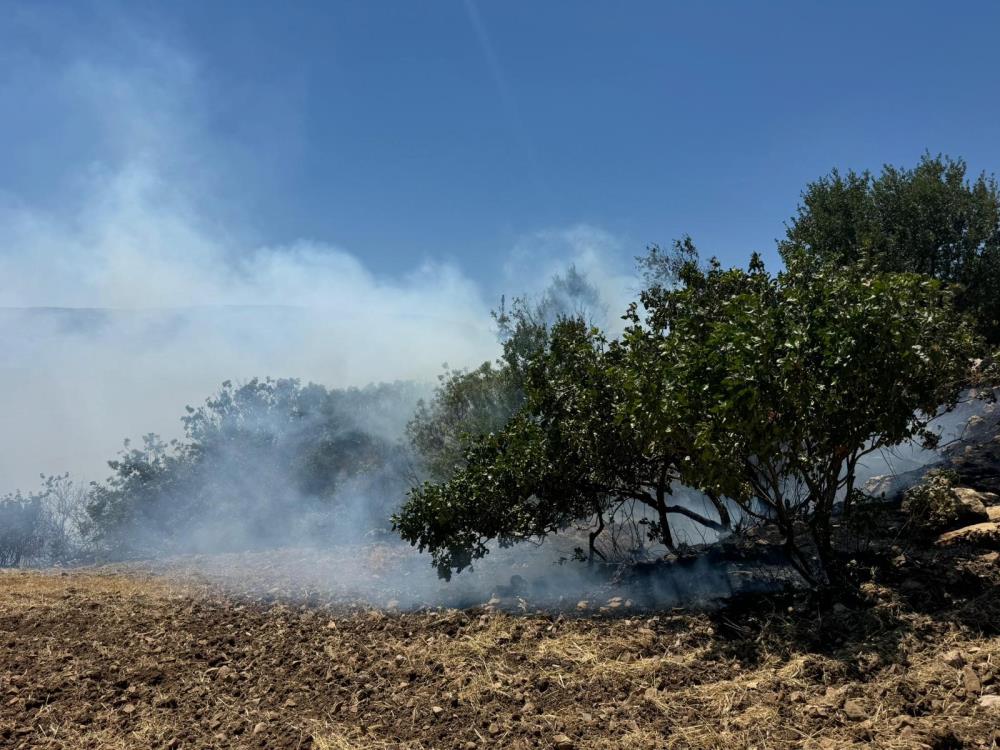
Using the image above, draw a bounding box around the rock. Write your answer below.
[843,699,867,721]
[937,522,1000,546]
[988,506,1000,522]
[636,627,657,648]
[863,468,926,499]
[253,722,267,735]
[576,600,589,611]
[487,723,501,736]
[431,706,444,718]
[818,686,846,708]
[963,666,983,695]
[553,734,574,750]
[942,649,966,669]
[953,487,992,522]
[121,704,136,714]
[979,694,1000,710]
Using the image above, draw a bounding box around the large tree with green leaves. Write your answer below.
[394,316,729,579]
[397,247,978,585]
[782,153,1000,345]
[629,250,978,583]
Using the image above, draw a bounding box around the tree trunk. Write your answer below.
[706,491,732,529]
[654,482,675,551]
[588,507,606,565]
[841,455,858,516]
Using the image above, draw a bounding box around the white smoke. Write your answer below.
[0,30,630,494]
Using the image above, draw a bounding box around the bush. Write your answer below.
[902,469,964,532]
[86,379,422,557]
[0,492,43,567]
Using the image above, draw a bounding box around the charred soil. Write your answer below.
[3,431,1000,749]
[2,530,1000,749]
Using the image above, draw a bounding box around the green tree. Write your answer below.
[86,379,420,556]
[397,248,977,585]
[782,153,1000,345]
[395,316,730,579]
[407,266,604,482]
[635,250,977,583]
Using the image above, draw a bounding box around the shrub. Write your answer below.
[0,492,43,567]
[86,379,421,557]
[902,469,964,532]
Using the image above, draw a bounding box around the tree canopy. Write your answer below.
[629,250,976,582]
[782,153,1000,345]
[407,266,605,483]
[396,248,979,584]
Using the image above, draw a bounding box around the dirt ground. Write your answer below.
[2,526,1000,750]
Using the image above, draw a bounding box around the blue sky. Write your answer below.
[4,0,1000,294]
[2,1,1000,489]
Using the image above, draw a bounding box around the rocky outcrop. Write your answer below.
[944,405,1000,494]
[937,521,1000,547]
[951,487,994,524]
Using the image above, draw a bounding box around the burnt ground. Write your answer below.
[2,526,1000,750]
[2,428,1000,749]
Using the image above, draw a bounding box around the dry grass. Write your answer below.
[3,541,1000,749]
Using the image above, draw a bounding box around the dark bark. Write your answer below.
[706,491,732,529]
[653,480,675,551]
[664,503,730,533]
[588,506,606,565]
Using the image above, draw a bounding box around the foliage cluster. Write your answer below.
[397,246,978,584]
[406,266,604,483]
[0,492,42,567]
[901,469,964,532]
[84,378,421,557]
[0,474,89,567]
[782,153,1000,345]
